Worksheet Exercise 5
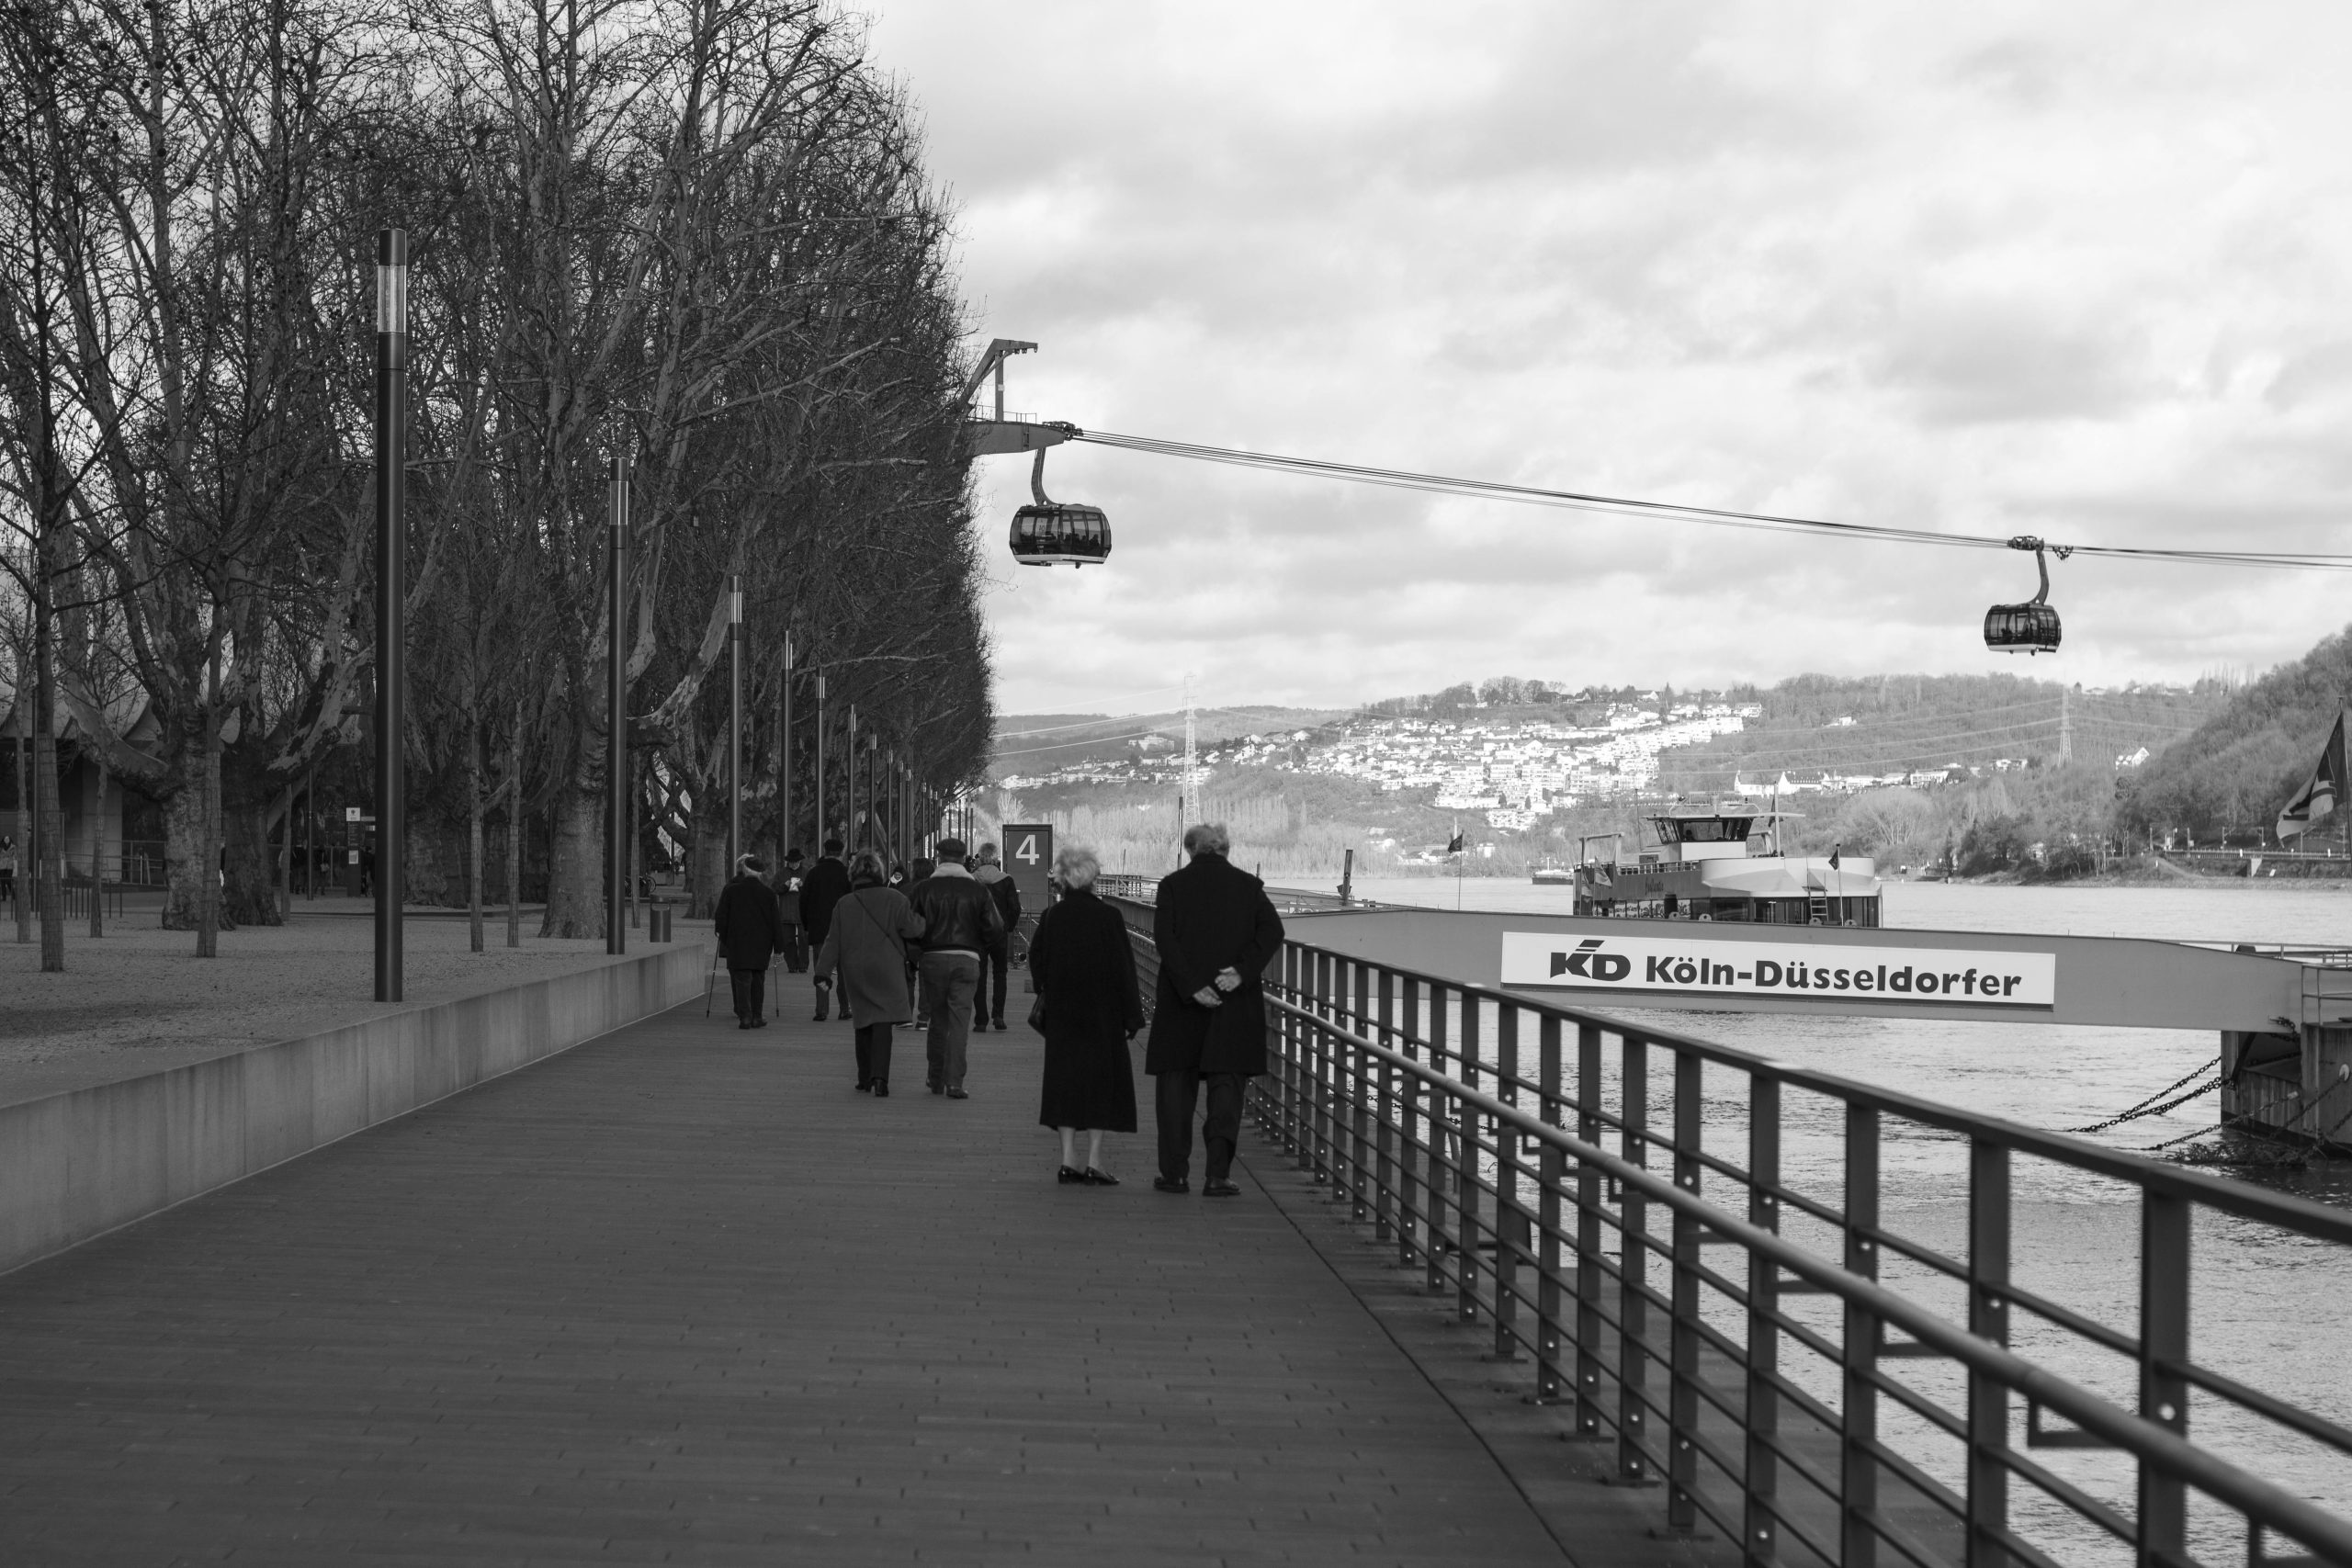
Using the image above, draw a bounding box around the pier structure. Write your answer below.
[3,897,2352,1562]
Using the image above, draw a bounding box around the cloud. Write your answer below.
[865,0,2352,715]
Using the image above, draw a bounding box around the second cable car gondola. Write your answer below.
[1008,445,1111,568]
[1984,536,2068,655]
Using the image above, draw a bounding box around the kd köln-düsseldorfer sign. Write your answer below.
[1499,932,2056,1009]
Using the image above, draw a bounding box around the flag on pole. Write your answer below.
[2276,711,2349,840]
[1828,841,1842,870]
[1445,830,1464,854]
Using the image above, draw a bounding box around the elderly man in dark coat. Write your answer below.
[711,853,787,1029]
[1145,822,1285,1196]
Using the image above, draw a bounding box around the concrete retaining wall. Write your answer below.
[0,942,709,1277]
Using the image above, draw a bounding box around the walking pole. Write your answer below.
[704,942,720,1017]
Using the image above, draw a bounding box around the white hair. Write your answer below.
[1053,841,1101,890]
[1182,821,1230,856]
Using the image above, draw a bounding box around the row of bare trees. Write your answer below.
[0,0,993,967]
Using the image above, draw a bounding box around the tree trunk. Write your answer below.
[505,706,523,949]
[221,794,281,927]
[12,720,28,942]
[34,570,63,972]
[161,784,233,931]
[691,812,726,919]
[467,716,484,953]
[89,761,106,938]
[538,784,604,939]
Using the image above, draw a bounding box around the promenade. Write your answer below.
[0,967,1577,1565]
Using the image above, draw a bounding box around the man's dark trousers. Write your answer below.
[975,937,1012,1026]
[729,966,768,1022]
[1155,1070,1246,1184]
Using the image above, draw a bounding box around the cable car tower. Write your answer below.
[1983,536,2069,655]
[961,339,1109,569]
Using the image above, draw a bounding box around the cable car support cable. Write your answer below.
[1068,428,2352,572]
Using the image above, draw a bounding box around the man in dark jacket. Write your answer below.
[799,839,852,1021]
[904,836,1005,1098]
[972,843,1022,1032]
[711,854,786,1029]
[1145,823,1284,1196]
[772,848,809,973]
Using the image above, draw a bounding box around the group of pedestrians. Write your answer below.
[709,821,1285,1196]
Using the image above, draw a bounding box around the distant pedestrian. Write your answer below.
[1146,823,1284,1197]
[1027,843,1140,1185]
[774,848,809,973]
[711,853,786,1030]
[813,849,924,1097]
[0,835,15,903]
[972,842,1022,1032]
[800,838,852,1021]
[905,835,1005,1099]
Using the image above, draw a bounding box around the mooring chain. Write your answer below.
[2066,1055,2222,1135]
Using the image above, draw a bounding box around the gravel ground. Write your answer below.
[0,900,712,1108]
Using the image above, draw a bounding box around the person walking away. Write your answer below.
[774,849,809,973]
[905,836,1004,1099]
[812,850,923,1096]
[0,835,16,904]
[800,839,852,1020]
[973,843,1022,1032]
[1028,843,1140,1184]
[1146,822,1284,1197]
[711,854,786,1029]
[905,854,936,1028]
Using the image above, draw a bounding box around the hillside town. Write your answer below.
[1004,697,1764,830]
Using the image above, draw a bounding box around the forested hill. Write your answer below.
[2119,623,2352,839]
[1657,672,2225,792]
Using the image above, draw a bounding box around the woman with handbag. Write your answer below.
[1025,842,1142,1184]
[813,849,925,1097]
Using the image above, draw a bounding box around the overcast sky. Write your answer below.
[861,2,2352,717]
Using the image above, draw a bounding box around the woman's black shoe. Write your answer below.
[1057,1166,1087,1184]
[1083,1168,1120,1187]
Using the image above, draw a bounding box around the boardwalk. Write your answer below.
[0,969,1572,1565]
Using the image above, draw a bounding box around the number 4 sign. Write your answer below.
[1003,823,1053,910]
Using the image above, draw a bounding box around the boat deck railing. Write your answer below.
[1104,894,2352,1568]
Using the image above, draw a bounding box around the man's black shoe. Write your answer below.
[927,1080,944,1095]
[946,1087,968,1100]
[1203,1179,1241,1198]
[1152,1177,1189,1194]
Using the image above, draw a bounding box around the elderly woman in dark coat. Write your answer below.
[813,850,925,1098]
[1027,843,1143,1185]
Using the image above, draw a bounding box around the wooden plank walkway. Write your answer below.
[0,969,1571,1565]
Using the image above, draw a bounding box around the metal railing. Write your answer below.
[1118,907,2352,1567]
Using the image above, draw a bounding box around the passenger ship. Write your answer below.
[1571,800,1882,926]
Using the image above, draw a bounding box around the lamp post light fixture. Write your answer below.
[374,228,408,1003]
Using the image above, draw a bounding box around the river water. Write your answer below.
[1338,875,2352,1562]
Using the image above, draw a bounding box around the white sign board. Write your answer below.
[345,807,361,822]
[1500,931,2056,1009]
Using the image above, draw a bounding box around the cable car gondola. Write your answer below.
[1008,445,1110,568]
[1984,535,2068,655]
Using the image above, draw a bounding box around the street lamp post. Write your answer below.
[727,574,742,873]
[374,228,408,1003]
[605,456,628,955]
[814,672,827,852]
[779,633,794,855]
[844,705,858,845]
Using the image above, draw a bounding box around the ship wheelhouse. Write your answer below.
[1569,799,1882,927]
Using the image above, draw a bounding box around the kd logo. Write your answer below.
[1551,939,1630,982]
